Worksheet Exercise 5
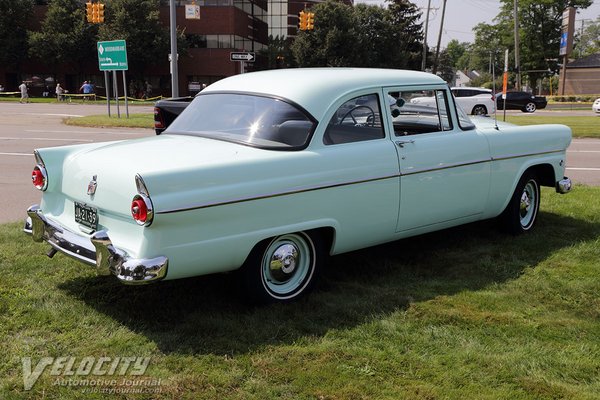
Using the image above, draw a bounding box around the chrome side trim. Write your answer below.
[25,205,168,285]
[157,148,567,215]
[491,149,565,162]
[157,174,400,214]
[401,158,490,176]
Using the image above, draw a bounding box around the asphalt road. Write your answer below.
[0,102,598,224]
[0,102,153,224]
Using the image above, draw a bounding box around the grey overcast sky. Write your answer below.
[355,0,600,48]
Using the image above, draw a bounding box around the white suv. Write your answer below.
[593,98,600,114]
[451,87,496,116]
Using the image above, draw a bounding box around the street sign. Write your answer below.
[97,40,128,71]
[230,52,255,62]
[185,4,200,19]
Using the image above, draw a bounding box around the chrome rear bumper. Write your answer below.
[24,205,168,285]
[556,177,572,194]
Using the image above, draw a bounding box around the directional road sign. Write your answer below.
[230,52,255,62]
[97,40,128,71]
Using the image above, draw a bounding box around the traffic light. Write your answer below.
[298,10,308,31]
[86,2,105,24]
[306,12,315,30]
[86,2,93,23]
[97,3,105,23]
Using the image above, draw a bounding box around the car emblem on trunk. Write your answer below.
[87,175,97,196]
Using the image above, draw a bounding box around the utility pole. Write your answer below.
[513,0,521,90]
[421,0,432,71]
[432,0,447,75]
[169,0,179,97]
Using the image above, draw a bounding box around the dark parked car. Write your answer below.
[496,91,547,113]
[154,96,193,134]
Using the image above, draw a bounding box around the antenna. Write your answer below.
[492,52,498,130]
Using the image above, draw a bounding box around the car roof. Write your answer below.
[203,68,445,121]
[451,87,491,91]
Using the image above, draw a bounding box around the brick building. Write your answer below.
[0,0,352,97]
[558,53,600,95]
[0,1,270,97]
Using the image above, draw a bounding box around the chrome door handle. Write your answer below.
[395,140,415,148]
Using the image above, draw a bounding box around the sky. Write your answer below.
[354,0,600,48]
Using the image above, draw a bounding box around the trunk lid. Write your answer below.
[55,134,301,218]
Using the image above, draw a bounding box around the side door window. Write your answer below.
[323,94,385,145]
[387,89,453,136]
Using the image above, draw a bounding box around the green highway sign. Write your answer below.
[97,40,128,71]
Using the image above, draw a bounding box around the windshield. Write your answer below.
[166,93,316,150]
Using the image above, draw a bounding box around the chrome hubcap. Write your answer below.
[520,192,530,213]
[519,181,537,227]
[261,233,314,297]
[269,243,299,282]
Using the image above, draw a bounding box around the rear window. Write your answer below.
[453,88,490,97]
[166,93,316,150]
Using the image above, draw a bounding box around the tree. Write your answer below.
[435,49,456,83]
[353,4,397,67]
[292,0,357,67]
[28,0,97,74]
[260,35,296,69]
[385,0,423,70]
[474,0,592,91]
[98,0,170,76]
[0,0,34,69]
[444,40,471,71]
[574,17,600,58]
[291,0,423,69]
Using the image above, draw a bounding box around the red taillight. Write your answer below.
[154,107,165,129]
[32,165,47,190]
[131,197,148,223]
[132,175,154,226]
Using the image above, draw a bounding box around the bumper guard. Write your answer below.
[24,205,168,285]
[556,177,572,194]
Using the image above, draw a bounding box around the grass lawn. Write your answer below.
[504,115,600,138]
[1,186,599,399]
[64,113,154,129]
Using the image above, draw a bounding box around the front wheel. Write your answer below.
[240,231,324,303]
[500,172,540,234]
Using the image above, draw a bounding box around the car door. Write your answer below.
[507,92,527,110]
[383,86,491,233]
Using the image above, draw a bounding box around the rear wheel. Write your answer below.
[472,105,488,115]
[522,102,536,113]
[500,172,540,234]
[240,231,324,303]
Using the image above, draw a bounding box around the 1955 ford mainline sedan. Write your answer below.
[24,68,572,302]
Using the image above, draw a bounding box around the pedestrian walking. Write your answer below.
[55,83,64,101]
[79,80,94,100]
[144,81,153,99]
[19,81,29,103]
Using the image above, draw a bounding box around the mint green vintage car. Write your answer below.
[25,68,572,302]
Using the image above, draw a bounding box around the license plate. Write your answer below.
[74,202,98,230]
